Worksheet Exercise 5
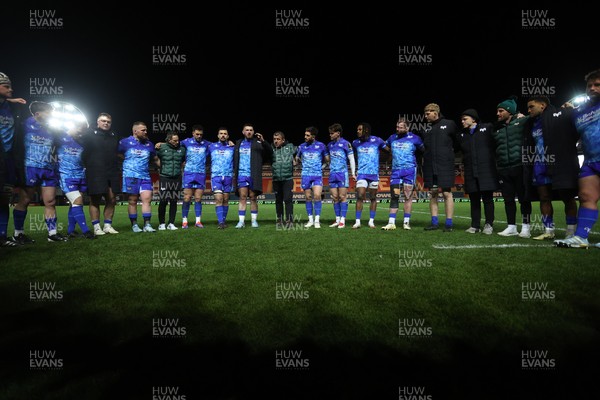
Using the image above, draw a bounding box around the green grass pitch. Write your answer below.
[1,201,598,399]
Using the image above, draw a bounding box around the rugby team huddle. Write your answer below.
[1,69,599,248]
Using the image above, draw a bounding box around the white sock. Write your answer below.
[251,213,258,222]
[335,216,340,223]
[196,216,201,223]
[182,217,188,223]
[404,217,410,224]
[308,215,314,223]
[239,215,245,223]
[521,223,530,232]
[93,222,101,230]
[369,218,374,225]
[315,215,320,223]
[388,217,396,225]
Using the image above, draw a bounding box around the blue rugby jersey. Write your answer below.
[327,138,353,174]
[209,141,234,177]
[297,140,328,177]
[386,132,424,169]
[574,100,600,164]
[181,137,211,173]
[118,135,155,179]
[352,136,387,176]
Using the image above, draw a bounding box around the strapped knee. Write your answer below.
[390,184,400,208]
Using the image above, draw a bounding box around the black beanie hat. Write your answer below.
[461,108,479,122]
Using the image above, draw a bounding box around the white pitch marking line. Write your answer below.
[412,211,599,235]
[432,243,551,249]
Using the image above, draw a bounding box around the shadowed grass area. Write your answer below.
[1,202,598,399]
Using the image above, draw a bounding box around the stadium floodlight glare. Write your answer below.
[567,94,590,107]
[46,101,89,132]
[566,94,589,168]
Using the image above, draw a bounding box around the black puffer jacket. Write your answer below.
[421,117,459,188]
[457,122,498,193]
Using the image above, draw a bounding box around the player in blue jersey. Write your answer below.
[179,125,210,228]
[233,124,272,228]
[118,121,158,232]
[556,69,600,248]
[19,101,69,242]
[0,72,29,246]
[296,126,329,228]
[327,123,355,229]
[382,119,424,231]
[208,127,235,229]
[352,122,389,229]
[57,122,94,239]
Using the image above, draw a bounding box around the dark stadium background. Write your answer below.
[2,4,595,145]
